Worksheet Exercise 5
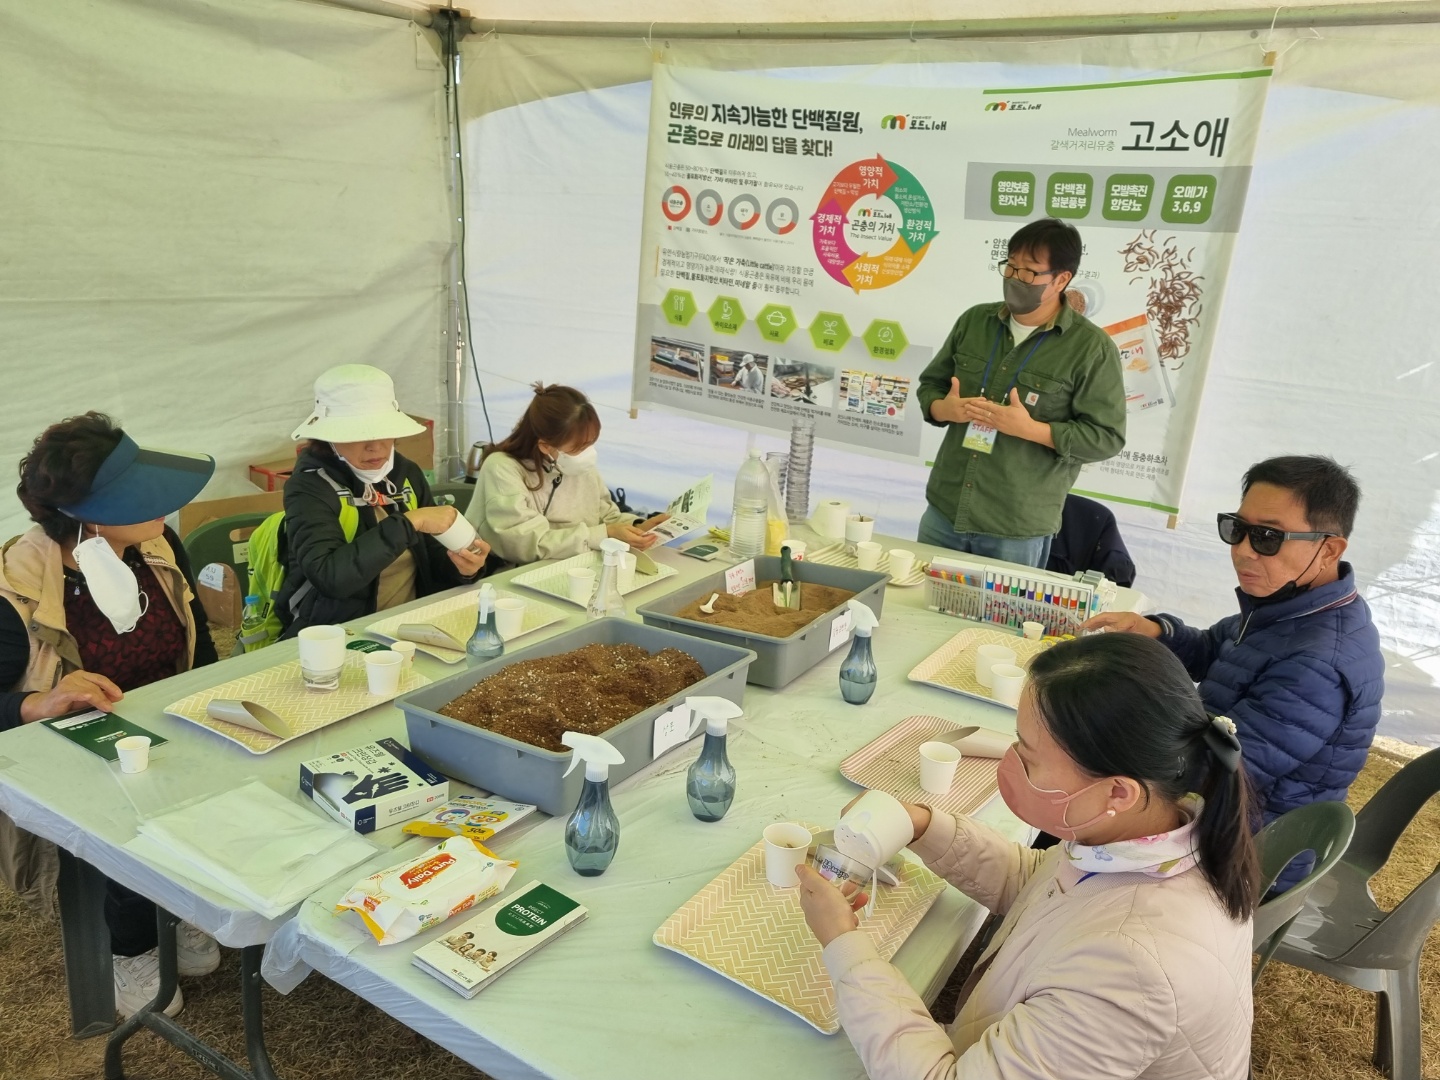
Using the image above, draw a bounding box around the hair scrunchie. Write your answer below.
[1203,715,1242,774]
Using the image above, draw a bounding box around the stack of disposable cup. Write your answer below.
[784,416,814,524]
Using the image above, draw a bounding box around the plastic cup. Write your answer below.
[991,663,1027,708]
[494,597,526,640]
[974,644,1016,689]
[617,552,637,592]
[115,735,151,774]
[887,549,915,580]
[365,650,404,696]
[389,640,416,668]
[567,568,596,605]
[763,823,812,888]
[812,843,872,886]
[855,541,882,571]
[918,741,962,795]
[1023,621,1044,640]
[844,515,874,546]
[298,625,346,692]
[783,539,806,561]
[435,513,478,553]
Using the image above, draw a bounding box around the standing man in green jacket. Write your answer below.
[915,218,1127,567]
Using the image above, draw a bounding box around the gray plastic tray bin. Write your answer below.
[398,619,755,817]
[635,556,887,688]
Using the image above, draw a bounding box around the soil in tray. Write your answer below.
[438,643,706,752]
[674,580,856,636]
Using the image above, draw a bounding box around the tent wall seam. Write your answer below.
[298,0,433,26]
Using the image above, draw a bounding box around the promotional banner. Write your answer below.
[632,65,1270,513]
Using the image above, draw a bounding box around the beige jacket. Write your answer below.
[823,811,1253,1080]
[464,451,624,565]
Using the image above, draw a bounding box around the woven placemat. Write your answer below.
[366,589,569,662]
[839,714,1003,817]
[907,627,1052,708]
[510,551,678,607]
[803,541,927,587]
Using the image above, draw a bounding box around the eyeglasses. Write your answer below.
[1216,513,1336,557]
[997,259,1058,285]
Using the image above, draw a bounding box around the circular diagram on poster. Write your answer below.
[810,155,938,291]
[696,188,725,227]
[661,185,692,222]
[727,193,761,230]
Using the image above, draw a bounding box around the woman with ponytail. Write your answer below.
[798,633,1258,1080]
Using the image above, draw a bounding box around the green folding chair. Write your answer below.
[182,512,270,587]
[1251,800,1355,985]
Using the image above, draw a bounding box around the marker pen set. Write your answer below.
[925,556,1100,635]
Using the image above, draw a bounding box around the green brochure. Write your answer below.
[41,710,167,763]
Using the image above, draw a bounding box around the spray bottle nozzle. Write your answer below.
[562,731,626,781]
[598,537,628,563]
[846,599,879,637]
[685,695,743,737]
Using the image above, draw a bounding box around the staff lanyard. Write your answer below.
[978,324,1050,400]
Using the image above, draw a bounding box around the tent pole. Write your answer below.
[439,9,470,482]
[469,2,1440,38]
[298,0,434,26]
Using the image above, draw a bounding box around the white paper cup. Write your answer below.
[365,650,404,696]
[1023,621,1044,640]
[974,644,1016,689]
[298,625,346,692]
[435,513,478,553]
[782,539,806,561]
[116,735,151,774]
[887,548,915,579]
[763,822,812,888]
[567,568,596,605]
[494,597,526,640]
[844,515,874,546]
[991,663,1027,708]
[834,790,914,868]
[389,640,416,667]
[855,540,882,571]
[918,741,962,795]
[617,552,637,592]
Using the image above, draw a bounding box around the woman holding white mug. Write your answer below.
[797,633,1258,1080]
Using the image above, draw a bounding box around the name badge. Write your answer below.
[962,422,998,454]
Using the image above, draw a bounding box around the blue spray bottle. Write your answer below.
[685,695,743,822]
[466,584,504,662]
[561,731,625,876]
[838,599,880,705]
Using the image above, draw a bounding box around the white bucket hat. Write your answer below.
[291,365,426,443]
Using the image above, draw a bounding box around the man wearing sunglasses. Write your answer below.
[1085,456,1383,885]
[915,218,1125,567]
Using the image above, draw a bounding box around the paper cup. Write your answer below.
[782,539,806,561]
[1023,621,1044,640]
[567,568,596,605]
[115,735,151,774]
[991,663,1027,708]
[918,741,962,795]
[763,823,812,888]
[844,515,874,546]
[617,552,637,592]
[974,644,1016,689]
[494,597,526,640]
[435,513,478,553]
[365,650,404,696]
[887,549,915,579]
[389,640,416,667]
[298,625,346,692]
[855,540,882,571]
[834,790,914,868]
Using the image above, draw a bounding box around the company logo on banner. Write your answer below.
[633,66,1271,513]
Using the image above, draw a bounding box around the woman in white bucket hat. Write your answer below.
[277,365,489,637]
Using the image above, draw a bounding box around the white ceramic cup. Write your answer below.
[1023,621,1044,640]
[844,514,875,546]
[855,540,882,571]
[494,597,526,640]
[115,735,151,774]
[298,625,347,692]
[617,552,637,592]
[783,539,806,561]
[567,567,596,605]
[990,663,1027,708]
[365,650,404,696]
[888,548,916,579]
[434,513,478,553]
[974,643,1016,689]
[763,822,813,888]
[834,790,915,868]
[389,640,417,668]
[918,741,962,795]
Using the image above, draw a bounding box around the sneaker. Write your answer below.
[176,921,220,977]
[113,950,184,1019]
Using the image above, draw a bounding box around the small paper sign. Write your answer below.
[828,608,854,652]
[724,559,755,596]
[197,563,226,591]
[652,703,696,759]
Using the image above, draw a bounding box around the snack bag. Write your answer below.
[336,835,517,945]
[402,796,535,843]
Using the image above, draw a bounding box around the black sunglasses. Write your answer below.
[1216,513,1336,557]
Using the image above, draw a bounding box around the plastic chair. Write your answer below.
[1251,800,1355,985]
[429,479,475,511]
[1269,746,1440,1080]
[181,512,270,585]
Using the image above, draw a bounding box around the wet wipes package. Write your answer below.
[300,738,449,834]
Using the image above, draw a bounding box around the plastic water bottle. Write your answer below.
[685,696,743,822]
[239,594,266,652]
[562,732,624,876]
[838,600,880,705]
[728,448,769,560]
[785,416,814,523]
[466,584,505,662]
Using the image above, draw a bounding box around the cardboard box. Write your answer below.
[178,491,283,539]
[300,738,449,834]
[250,414,436,491]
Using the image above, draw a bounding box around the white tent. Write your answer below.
[2,0,1436,741]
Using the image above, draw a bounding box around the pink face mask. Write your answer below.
[996,746,1115,841]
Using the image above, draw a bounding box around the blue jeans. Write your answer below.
[918,505,1053,569]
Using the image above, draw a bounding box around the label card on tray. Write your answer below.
[828,608,854,652]
[652,703,696,759]
[724,559,755,596]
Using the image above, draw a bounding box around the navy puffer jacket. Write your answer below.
[1151,563,1384,826]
